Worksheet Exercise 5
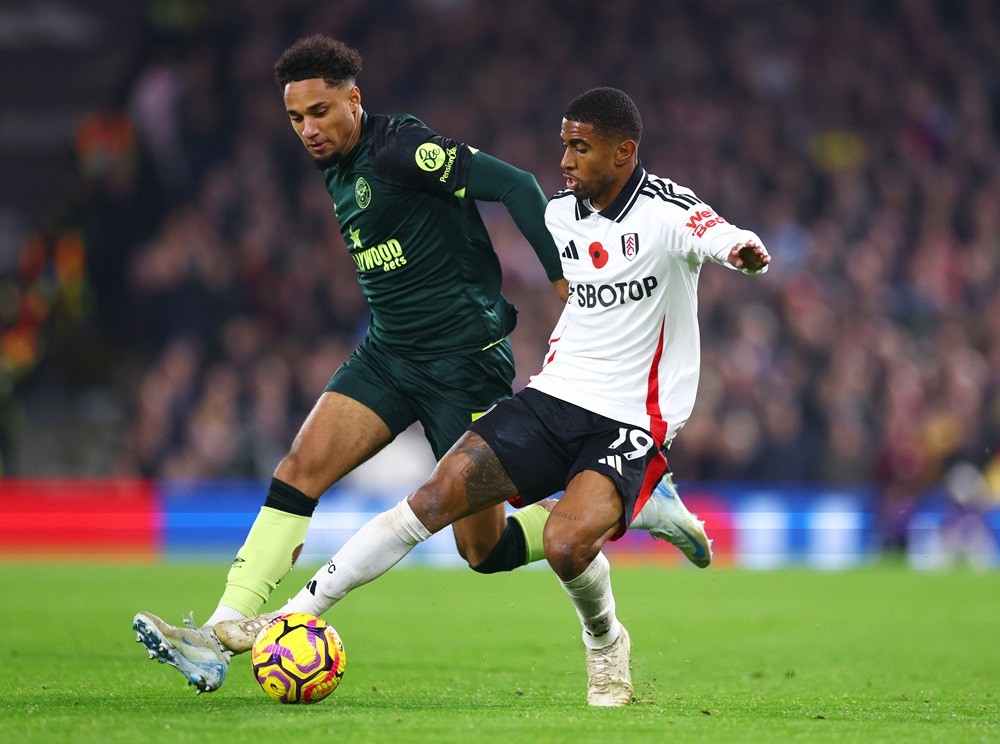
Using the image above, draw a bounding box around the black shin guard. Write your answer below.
[471,516,528,573]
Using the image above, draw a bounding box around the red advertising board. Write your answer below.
[0,479,159,560]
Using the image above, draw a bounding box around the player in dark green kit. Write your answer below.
[132,34,568,693]
[327,110,528,361]
[133,35,707,694]
[320,106,545,460]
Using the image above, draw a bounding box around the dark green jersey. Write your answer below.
[324,111,516,360]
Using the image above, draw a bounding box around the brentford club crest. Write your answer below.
[621,233,639,261]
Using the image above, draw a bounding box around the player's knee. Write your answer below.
[543,528,596,580]
[274,451,316,487]
[408,480,461,534]
[543,536,577,577]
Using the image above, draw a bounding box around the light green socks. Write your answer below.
[218,506,311,617]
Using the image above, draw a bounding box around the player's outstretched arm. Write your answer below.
[727,241,771,274]
[464,151,565,292]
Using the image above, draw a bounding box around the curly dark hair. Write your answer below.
[274,34,363,88]
[563,87,642,143]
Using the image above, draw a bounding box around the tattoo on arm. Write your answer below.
[548,511,583,522]
[454,435,516,512]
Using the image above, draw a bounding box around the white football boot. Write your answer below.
[586,625,633,707]
[133,611,231,693]
[213,611,281,654]
[631,473,713,568]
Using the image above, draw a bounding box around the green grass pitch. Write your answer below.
[0,562,997,743]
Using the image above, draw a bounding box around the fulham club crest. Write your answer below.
[621,233,639,261]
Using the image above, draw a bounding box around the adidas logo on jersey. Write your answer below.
[561,240,580,260]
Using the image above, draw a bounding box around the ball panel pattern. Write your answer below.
[251,612,346,704]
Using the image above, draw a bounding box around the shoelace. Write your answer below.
[588,641,627,692]
[590,652,612,683]
[180,611,232,659]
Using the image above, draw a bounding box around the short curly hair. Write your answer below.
[563,87,642,143]
[274,34,363,88]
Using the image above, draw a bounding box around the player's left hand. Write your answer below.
[552,278,569,303]
[729,242,770,273]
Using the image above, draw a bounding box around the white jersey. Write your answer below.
[528,165,766,447]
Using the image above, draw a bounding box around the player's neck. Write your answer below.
[341,108,366,160]
[591,162,638,212]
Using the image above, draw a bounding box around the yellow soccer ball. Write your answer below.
[251,612,346,703]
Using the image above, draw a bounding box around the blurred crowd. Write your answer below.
[45,0,1000,542]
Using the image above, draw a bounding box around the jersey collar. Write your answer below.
[575,162,647,223]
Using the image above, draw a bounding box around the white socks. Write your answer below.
[204,605,247,626]
[228,497,620,655]
[559,552,621,649]
[282,500,432,617]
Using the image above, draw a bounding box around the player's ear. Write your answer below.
[614,139,637,166]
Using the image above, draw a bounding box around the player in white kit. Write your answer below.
[177,87,771,707]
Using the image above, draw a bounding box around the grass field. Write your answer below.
[0,562,997,743]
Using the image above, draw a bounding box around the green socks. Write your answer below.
[217,478,318,617]
[219,506,311,617]
[509,502,550,565]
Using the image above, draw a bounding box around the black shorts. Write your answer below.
[468,387,668,538]
[327,337,514,460]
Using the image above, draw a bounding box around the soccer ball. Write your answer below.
[251,612,346,704]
